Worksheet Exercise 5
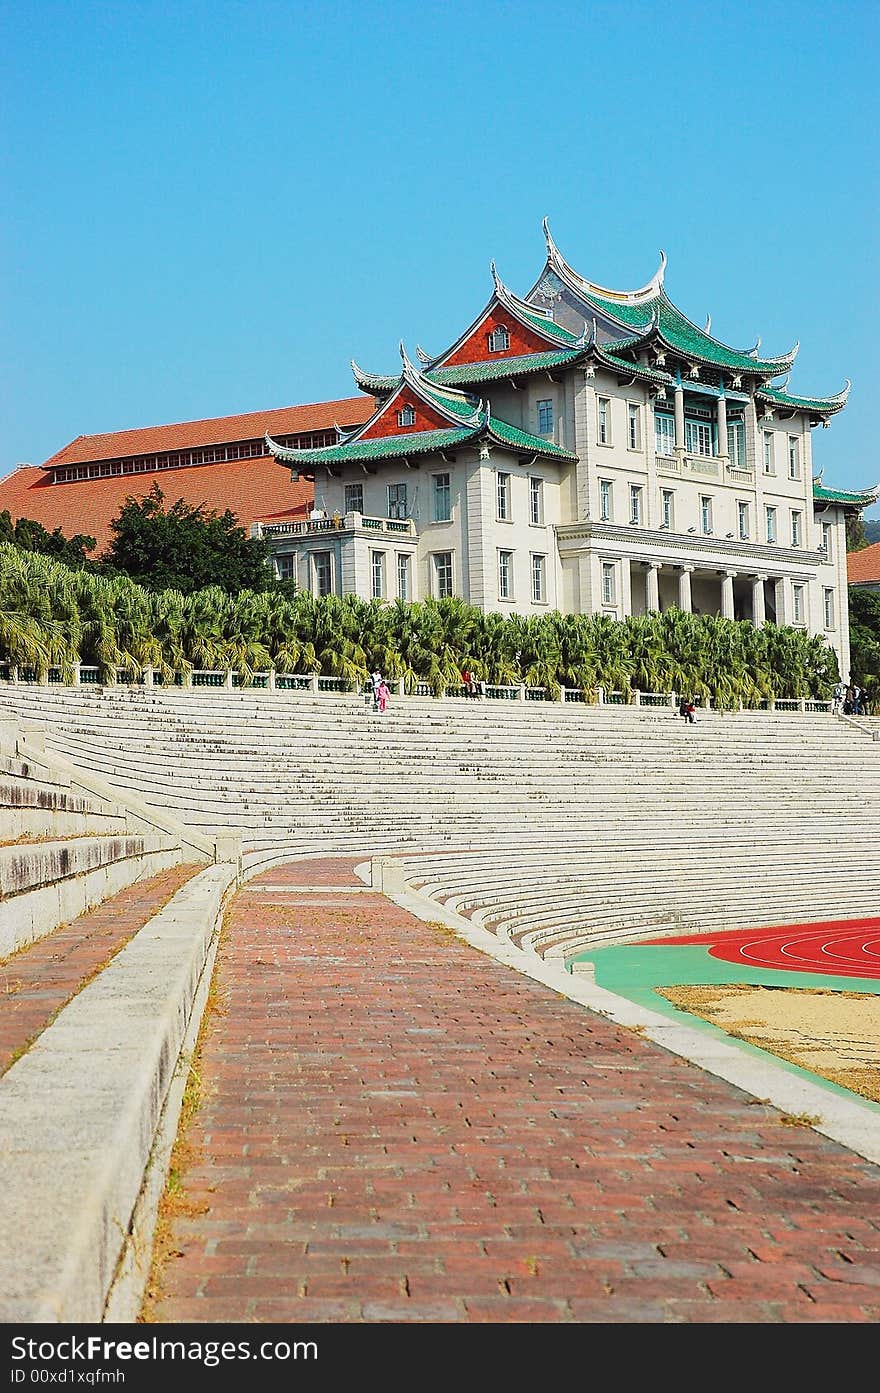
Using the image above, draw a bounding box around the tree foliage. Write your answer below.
[0,542,841,706]
[102,484,274,594]
[0,510,96,568]
[846,511,869,553]
[848,587,880,694]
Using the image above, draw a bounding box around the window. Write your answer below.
[498,549,513,600]
[488,325,510,353]
[598,397,611,445]
[397,404,416,427]
[344,482,363,514]
[821,521,832,559]
[433,551,453,598]
[792,583,805,624]
[686,420,714,457]
[531,553,546,603]
[370,550,385,600]
[432,472,451,522]
[655,413,675,456]
[537,399,553,435]
[601,561,616,606]
[737,501,750,541]
[823,588,834,629]
[661,488,674,530]
[765,506,777,544]
[700,494,713,535]
[313,552,331,597]
[763,432,775,474]
[727,421,745,467]
[628,403,641,450]
[629,484,643,526]
[599,479,613,522]
[529,476,544,525]
[397,553,410,602]
[275,553,296,581]
[496,471,511,521]
[387,482,407,519]
[791,510,802,547]
[788,435,801,480]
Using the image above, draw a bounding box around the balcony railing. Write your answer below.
[254,512,416,540]
[0,663,834,713]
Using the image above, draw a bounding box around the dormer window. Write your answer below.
[487,325,510,353]
[397,404,416,427]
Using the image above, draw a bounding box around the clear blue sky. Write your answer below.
[2,0,879,512]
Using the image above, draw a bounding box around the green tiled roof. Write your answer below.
[813,483,879,506]
[271,426,476,464]
[517,305,580,344]
[355,345,670,395]
[354,349,581,393]
[759,385,848,415]
[267,413,575,468]
[416,379,480,420]
[595,347,670,384]
[486,418,575,458]
[576,288,796,377]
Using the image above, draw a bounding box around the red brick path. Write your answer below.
[0,863,202,1076]
[150,856,880,1323]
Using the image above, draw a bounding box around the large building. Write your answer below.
[0,397,372,553]
[1,224,875,679]
[262,224,876,679]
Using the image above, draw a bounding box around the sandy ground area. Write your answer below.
[659,984,880,1105]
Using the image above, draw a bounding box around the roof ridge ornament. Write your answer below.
[416,345,434,365]
[704,313,712,334]
[541,218,665,304]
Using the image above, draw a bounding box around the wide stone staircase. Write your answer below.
[1,683,878,960]
[1,679,879,1321]
[0,703,238,1323]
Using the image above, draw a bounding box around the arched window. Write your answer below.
[397,404,416,426]
[487,325,510,353]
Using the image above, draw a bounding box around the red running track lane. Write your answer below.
[641,917,880,980]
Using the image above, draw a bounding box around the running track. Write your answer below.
[641,917,880,981]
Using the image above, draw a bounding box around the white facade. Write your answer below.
[260,235,870,681]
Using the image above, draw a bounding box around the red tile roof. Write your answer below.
[42,396,373,467]
[848,540,880,584]
[0,454,314,556]
[0,395,376,557]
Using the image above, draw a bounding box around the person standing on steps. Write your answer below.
[832,679,847,715]
[370,670,382,711]
[678,696,696,724]
[376,678,390,714]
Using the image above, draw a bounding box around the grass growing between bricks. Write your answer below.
[139,919,231,1323]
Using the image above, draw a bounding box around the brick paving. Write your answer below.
[149,856,880,1323]
[0,862,202,1075]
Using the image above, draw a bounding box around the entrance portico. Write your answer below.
[628,557,788,627]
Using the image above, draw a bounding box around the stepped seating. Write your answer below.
[0,742,189,956]
[1,680,878,1319]
[0,711,238,1322]
[0,685,878,962]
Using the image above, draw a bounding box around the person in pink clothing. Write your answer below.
[377,679,390,713]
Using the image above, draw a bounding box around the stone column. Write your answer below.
[716,391,728,462]
[677,564,694,612]
[645,562,660,611]
[674,384,686,462]
[721,570,736,619]
[752,574,767,626]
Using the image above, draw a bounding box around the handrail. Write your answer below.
[0,663,836,714]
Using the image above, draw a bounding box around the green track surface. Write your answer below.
[567,941,880,1109]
